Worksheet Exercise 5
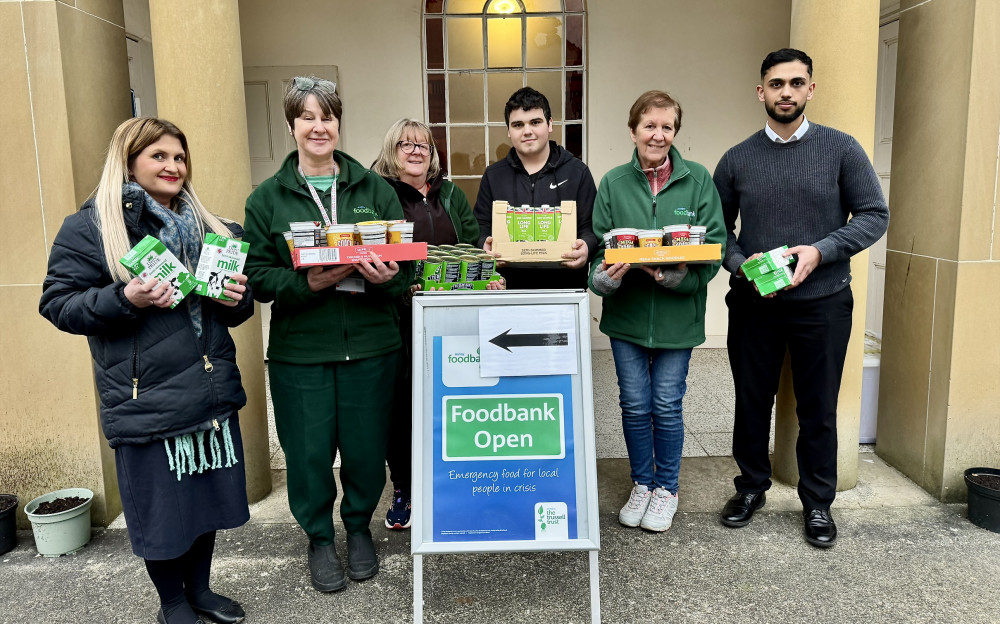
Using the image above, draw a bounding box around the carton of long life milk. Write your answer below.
[119,235,197,308]
[195,233,249,300]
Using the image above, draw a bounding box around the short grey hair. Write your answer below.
[283,76,341,128]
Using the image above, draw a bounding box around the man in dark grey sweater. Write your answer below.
[713,48,889,548]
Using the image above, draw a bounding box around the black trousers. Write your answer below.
[386,302,413,490]
[726,284,853,510]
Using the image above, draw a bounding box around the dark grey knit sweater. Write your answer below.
[713,123,889,300]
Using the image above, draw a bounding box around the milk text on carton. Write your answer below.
[195,233,249,300]
[119,235,197,308]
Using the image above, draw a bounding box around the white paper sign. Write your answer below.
[478,305,578,377]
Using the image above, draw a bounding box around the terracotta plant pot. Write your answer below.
[0,493,17,555]
[964,467,1000,534]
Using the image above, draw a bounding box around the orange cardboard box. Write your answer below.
[604,243,721,265]
[292,242,427,268]
[490,200,577,265]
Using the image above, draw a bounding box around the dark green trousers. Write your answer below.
[269,351,398,543]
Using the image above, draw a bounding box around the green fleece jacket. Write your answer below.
[244,150,414,364]
[588,147,725,349]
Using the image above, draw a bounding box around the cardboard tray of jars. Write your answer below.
[291,243,428,268]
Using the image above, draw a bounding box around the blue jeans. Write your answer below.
[610,339,691,494]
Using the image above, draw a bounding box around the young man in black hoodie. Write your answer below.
[474,87,598,290]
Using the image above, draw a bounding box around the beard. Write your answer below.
[766,99,806,124]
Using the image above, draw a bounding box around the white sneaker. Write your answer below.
[640,487,678,532]
[619,483,651,527]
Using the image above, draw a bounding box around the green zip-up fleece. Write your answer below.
[244,150,414,364]
[588,147,725,349]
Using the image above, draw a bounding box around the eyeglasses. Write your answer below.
[292,77,337,92]
[397,141,431,155]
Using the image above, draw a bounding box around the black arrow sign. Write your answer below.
[489,329,569,352]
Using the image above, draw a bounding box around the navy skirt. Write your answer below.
[115,415,250,560]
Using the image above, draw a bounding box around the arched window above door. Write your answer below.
[424,0,586,203]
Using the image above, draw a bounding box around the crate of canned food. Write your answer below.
[418,244,505,291]
[286,220,428,268]
[603,224,720,265]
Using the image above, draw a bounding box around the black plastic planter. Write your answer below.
[965,468,1000,533]
[0,493,17,555]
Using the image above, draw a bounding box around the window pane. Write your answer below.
[431,126,449,174]
[426,0,444,13]
[565,124,582,159]
[565,14,583,66]
[527,71,562,121]
[487,17,522,68]
[488,73,524,122]
[565,0,584,12]
[522,0,562,12]
[489,126,512,164]
[428,74,446,123]
[550,123,563,147]
[426,18,444,70]
[448,73,484,123]
[452,178,482,208]
[447,0,487,14]
[486,0,523,14]
[565,69,583,120]
[447,17,484,69]
[450,126,487,175]
[526,16,563,68]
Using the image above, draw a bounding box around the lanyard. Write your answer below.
[298,165,338,226]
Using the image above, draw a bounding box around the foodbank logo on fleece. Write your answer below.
[442,336,498,388]
[673,207,695,218]
[353,205,378,217]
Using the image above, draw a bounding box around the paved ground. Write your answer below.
[4,455,1000,624]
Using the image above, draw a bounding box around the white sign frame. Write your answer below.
[410,290,601,622]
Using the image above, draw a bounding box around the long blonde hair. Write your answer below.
[371,118,441,180]
[93,117,230,282]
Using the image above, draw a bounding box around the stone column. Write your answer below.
[0,0,132,528]
[148,0,271,502]
[771,0,880,491]
[876,0,1000,502]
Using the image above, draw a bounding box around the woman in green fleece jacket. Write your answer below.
[243,77,413,592]
[588,90,725,534]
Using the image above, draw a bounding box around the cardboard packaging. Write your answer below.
[741,246,796,281]
[754,265,794,296]
[491,200,577,265]
[195,233,249,300]
[291,242,427,269]
[604,243,722,265]
[119,235,197,308]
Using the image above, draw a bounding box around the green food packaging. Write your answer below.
[742,245,796,281]
[422,256,444,282]
[194,233,249,300]
[754,265,794,296]
[477,254,495,280]
[459,255,482,282]
[534,205,557,242]
[119,235,197,309]
[512,205,534,242]
[441,256,461,283]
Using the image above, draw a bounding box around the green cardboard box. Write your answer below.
[119,235,197,308]
[741,246,796,281]
[754,265,794,296]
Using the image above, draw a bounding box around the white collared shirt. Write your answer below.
[765,116,810,143]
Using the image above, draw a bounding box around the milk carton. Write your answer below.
[195,233,249,300]
[119,235,197,308]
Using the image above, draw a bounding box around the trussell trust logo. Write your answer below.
[442,336,498,388]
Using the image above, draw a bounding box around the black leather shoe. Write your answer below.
[191,599,245,624]
[308,542,348,592]
[346,533,379,581]
[156,609,206,624]
[720,491,766,527]
[803,508,837,548]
